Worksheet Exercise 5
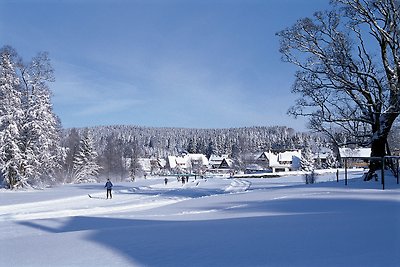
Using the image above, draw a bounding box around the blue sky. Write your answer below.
[1,0,330,130]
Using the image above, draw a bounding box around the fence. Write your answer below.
[342,156,400,190]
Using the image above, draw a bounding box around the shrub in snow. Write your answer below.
[304,170,317,184]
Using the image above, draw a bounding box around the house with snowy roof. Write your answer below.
[257,150,302,172]
[258,151,279,166]
[208,155,233,170]
[167,156,188,172]
[186,153,209,173]
[139,158,166,175]
[339,147,371,168]
[166,154,208,173]
[338,147,371,158]
[188,154,209,167]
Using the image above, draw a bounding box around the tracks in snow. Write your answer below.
[0,179,253,222]
[0,190,185,221]
[224,179,251,193]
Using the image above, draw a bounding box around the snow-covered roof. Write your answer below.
[187,154,208,165]
[259,150,301,169]
[167,154,208,169]
[209,155,226,164]
[208,155,233,168]
[339,147,371,158]
[167,156,177,169]
[167,156,187,168]
[159,158,167,168]
[277,150,301,162]
[261,151,279,165]
[222,158,234,168]
[209,154,229,162]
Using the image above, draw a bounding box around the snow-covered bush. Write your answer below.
[304,170,317,184]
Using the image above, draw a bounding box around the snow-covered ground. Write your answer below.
[1,170,399,267]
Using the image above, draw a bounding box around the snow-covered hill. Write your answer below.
[1,171,399,267]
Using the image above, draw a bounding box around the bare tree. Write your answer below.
[277,0,400,171]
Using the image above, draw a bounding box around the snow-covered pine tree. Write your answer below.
[73,130,101,183]
[18,52,65,186]
[0,48,25,189]
[325,153,337,169]
[205,139,215,159]
[127,138,142,179]
[301,140,316,184]
[301,140,314,172]
[62,128,81,182]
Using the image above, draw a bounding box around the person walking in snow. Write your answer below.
[105,179,113,199]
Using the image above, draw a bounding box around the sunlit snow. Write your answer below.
[1,170,399,267]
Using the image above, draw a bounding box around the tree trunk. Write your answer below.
[369,118,396,172]
[370,135,387,158]
[369,135,386,172]
[369,110,399,172]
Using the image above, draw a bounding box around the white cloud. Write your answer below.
[52,60,143,117]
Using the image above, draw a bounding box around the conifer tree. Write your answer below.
[301,140,317,184]
[73,130,101,183]
[301,141,314,172]
[0,47,24,188]
[62,128,81,182]
[325,154,337,169]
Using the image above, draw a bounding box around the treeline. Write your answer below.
[61,125,327,182]
[65,125,314,157]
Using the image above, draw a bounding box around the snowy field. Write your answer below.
[0,170,399,267]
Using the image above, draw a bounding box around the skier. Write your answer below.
[164,177,168,185]
[105,178,113,199]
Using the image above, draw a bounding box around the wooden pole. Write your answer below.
[381,158,385,190]
[396,159,399,184]
[345,158,348,186]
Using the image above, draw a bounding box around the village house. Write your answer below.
[189,154,209,173]
[166,153,208,174]
[208,154,233,170]
[257,150,302,172]
[138,157,166,175]
[339,147,371,168]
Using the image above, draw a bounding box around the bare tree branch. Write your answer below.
[278,0,400,164]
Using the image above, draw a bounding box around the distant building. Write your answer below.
[166,154,208,173]
[339,147,371,168]
[139,158,166,175]
[257,150,302,172]
[208,154,233,170]
[339,147,371,158]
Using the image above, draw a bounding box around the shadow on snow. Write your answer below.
[17,196,400,267]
